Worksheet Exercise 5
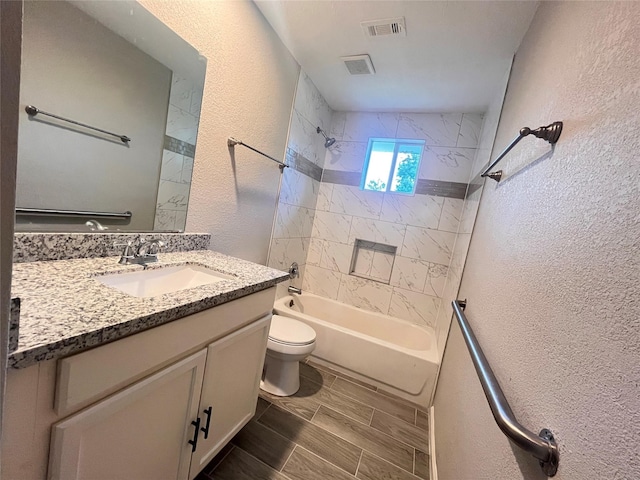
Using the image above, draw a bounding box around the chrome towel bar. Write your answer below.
[452,300,559,476]
[227,137,288,171]
[481,121,562,182]
[16,208,132,219]
[25,105,131,143]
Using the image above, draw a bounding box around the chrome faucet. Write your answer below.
[115,238,165,265]
[288,286,302,295]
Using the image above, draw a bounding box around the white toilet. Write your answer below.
[260,314,316,396]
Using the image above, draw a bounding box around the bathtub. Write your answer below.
[274,292,439,405]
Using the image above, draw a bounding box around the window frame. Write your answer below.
[360,137,425,196]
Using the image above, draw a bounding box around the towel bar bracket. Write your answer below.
[539,429,559,476]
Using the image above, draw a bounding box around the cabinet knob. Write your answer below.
[201,406,213,439]
[188,417,201,453]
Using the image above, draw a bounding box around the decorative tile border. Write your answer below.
[321,169,468,199]
[286,148,323,182]
[164,135,196,157]
[13,232,211,263]
[9,298,20,353]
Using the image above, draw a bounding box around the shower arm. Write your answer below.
[481,121,563,182]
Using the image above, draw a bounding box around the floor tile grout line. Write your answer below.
[231,442,295,479]
[367,410,429,452]
[354,449,364,477]
[368,408,375,426]
[295,444,361,478]
[313,404,418,471]
[207,444,235,475]
[255,401,272,422]
[360,446,424,480]
[309,403,321,422]
[279,443,299,473]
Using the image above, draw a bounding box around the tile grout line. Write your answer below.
[208,444,235,475]
[354,449,364,478]
[278,443,299,473]
[360,445,423,480]
[254,401,272,422]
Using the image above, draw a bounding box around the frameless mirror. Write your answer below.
[15,0,206,232]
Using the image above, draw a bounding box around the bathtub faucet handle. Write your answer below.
[288,262,299,279]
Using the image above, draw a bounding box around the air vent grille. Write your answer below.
[341,54,375,75]
[361,17,406,37]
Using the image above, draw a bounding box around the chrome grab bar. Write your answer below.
[481,121,563,182]
[452,300,559,476]
[16,207,132,219]
[227,137,288,171]
[25,105,131,143]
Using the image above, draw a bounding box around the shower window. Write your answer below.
[360,138,424,195]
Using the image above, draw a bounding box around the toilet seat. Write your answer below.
[268,314,316,346]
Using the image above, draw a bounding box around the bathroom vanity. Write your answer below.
[3,249,288,480]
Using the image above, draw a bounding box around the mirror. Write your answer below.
[15,0,206,232]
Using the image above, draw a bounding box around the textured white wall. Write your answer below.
[140,0,300,264]
[434,2,640,479]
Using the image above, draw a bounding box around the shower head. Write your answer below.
[316,126,336,148]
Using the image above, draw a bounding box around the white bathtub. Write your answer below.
[274,292,439,405]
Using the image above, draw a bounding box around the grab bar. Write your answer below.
[25,105,131,143]
[16,207,132,219]
[481,121,563,182]
[227,137,288,171]
[452,300,559,476]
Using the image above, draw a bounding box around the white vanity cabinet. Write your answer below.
[1,287,276,480]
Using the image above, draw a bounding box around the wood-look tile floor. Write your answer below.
[195,361,430,480]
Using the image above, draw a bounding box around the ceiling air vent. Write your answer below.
[341,54,376,75]
[361,17,406,38]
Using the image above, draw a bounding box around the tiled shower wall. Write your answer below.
[154,73,202,231]
[303,112,482,330]
[267,72,332,296]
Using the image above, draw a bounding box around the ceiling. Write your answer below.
[254,1,539,113]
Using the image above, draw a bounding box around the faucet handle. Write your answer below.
[114,241,135,263]
[137,238,165,257]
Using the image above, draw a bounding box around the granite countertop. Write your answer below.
[10,250,289,368]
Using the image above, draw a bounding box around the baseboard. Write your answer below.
[429,405,438,480]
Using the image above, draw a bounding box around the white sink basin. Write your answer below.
[97,264,236,298]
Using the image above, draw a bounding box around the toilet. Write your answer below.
[260,314,316,396]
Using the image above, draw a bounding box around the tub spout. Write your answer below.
[288,286,302,295]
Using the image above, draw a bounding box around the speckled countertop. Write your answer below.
[10,250,289,368]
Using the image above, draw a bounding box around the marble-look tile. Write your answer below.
[337,275,393,313]
[289,109,325,168]
[212,446,287,480]
[312,406,414,473]
[312,211,352,244]
[286,148,323,182]
[268,237,309,271]
[390,257,429,293]
[389,288,440,328]
[329,111,347,140]
[160,150,184,182]
[282,446,355,480]
[189,87,203,117]
[273,204,314,239]
[319,241,354,274]
[357,450,422,480]
[295,71,332,132]
[154,208,177,231]
[174,211,187,232]
[315,182,333,212]
[396,113,462,147]
[169,74,194,112]
[303,265,342,300]
[380,194,443,229]
[157,180,190,211]
[401,227,456,265]
[371,251,394,282]
[181,156,194,184]
[330,185,383,220]
[323,141,367,172]
[352,248,374,276]
[438,198,464,233]
[166,104,198,145]
[343,112,399,143]
[349,217,406,248]
[424,263,448,298]
[279,167,320,210]
[306,238,324,266]
[419,146,475,183]
[457,113,483,148]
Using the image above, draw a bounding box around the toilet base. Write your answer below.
[260,353,303,397]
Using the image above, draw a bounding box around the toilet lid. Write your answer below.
[269,315,316,346]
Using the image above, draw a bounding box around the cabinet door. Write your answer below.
[189,314,271,478]
[49,350,207,480]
